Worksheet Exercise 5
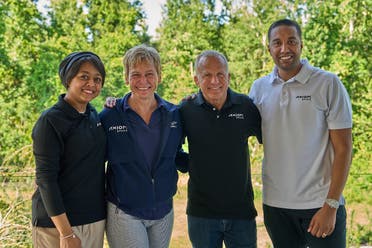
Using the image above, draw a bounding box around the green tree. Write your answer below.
[86,0,149,105]
[0,0,46,163]
[157,0,227,103]
[0,0,149,164]
[304,0,372,203]
[221,0,305,93]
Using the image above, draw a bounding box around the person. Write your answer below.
[249,19,353,248]
[32,51,107,248]
[180,50,262,248]
[99,44,187,248]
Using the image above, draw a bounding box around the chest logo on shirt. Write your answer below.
[108,125,128,133]
[170,121,178,128]
[296,95,311,101]
[97,122,102,127]
[228,113,244,120]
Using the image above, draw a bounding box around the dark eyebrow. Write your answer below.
[80,70,102,77]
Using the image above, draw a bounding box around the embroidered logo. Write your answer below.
[97,122,102,127]
[228,113,244,120]
[296,95,311,101]
[108,125,128,133]
[170,121,178,128]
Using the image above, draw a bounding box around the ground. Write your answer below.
[170,174,272,248]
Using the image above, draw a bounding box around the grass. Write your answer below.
[0,142,370,248]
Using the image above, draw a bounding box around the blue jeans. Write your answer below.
[188,215,257,248]
[263,204,347,248]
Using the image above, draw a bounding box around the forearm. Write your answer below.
[327,128,352,201]
[51,213,73,236]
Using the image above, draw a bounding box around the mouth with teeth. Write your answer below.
[82,89,94,94]
[137,86,151,90]
[279,54,293,62]
[208,86,222,90]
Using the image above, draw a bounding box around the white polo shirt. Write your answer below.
[249,59,352,209]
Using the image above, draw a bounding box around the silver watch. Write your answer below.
[325,198,340,209]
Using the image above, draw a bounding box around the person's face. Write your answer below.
[127,61,160,100]
[66,61,103,106]
[194,56,230,108]
[268,25,303,77]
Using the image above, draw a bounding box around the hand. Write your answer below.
[104,97,117,108]
[181,93,197,102]
[307,205,337,238]
[60,234,82,248]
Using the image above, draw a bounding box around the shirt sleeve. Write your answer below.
[248,81,258,104]
[326,76,353,129]
[32,114,66,217]
[251,102,263,144]
[175,147,189,173]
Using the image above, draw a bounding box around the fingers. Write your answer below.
[104,97,116,108]
[309,224,334,238]
[308,220,332,238]
[307,219,314,233]
[181,93,197,102]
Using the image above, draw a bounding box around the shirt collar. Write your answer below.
[123,92,165,112]
[195,88,240,109]
[270,59,313,85]
[56,94,91,118]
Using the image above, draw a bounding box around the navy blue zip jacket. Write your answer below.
[99,93,188,217]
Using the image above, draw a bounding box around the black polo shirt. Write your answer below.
[32,94,106,227]
[180,88,262,219]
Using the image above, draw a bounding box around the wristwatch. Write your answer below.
[325,198,340,209]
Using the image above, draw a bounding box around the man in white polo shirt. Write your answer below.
[249,19,352,248]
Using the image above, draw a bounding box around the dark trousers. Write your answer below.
[263,204,346,248]
[188,215,257,248]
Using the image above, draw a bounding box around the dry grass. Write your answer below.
[170,174,272,248]
[0,173,370,247]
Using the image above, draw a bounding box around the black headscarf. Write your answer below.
[58,51,106,88]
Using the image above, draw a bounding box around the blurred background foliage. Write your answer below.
[0,0,370,246]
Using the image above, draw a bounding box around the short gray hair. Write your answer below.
[194,50,228,75]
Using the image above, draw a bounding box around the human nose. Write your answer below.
[210,75,219,84]
[280,42,289,52]
[85,78,95,86]
[137,74,147,83]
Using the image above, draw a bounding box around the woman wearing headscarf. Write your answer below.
[31,52,106,248]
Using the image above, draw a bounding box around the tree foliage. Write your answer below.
[0,0,148,161]
[0,0,370,204]
[0,0,370,245]
[156,0,228,102]
[303,0,372,201]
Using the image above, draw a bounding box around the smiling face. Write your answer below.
[64,61,103,112]
[127,60,160,100]
[268,25,303,81]
[194,55,230,110]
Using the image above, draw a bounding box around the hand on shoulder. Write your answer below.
[104,97,117,108]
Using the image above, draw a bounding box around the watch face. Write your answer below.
[326,199,339,209]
